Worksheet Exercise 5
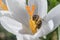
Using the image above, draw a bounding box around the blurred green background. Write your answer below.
[0,0,60,40]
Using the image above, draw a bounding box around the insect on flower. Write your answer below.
[26,5,42,34]
[32,15,42,29]
[0,0,60,40]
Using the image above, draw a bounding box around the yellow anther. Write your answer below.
[29,19,37,34]
[0,0,8,10]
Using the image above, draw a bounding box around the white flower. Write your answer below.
[0,0,60,40]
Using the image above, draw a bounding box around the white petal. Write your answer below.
[16,34,24,40]
[6,0,30,28]
[38,0,48,18]
[28,0,48,18]
[48,20,54,30]
[34,4,60,37]
[16,0,26,8]
[16,34,31,40]
[19,25,32,34]
[44,4,60,31]
[6,0,26,11]
[16,34,40,40]
[0,10,12,16]
[0,16,22,35]
[28,0,35,7]
[44,4,60,21]
[24,35,40,40]
[0,12,2,17]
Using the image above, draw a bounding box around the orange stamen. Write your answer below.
[0,0,8,10]
[29,19,37,34]
[0,0,2,5]
[32,5,35,13]
[26,5,35,17]
[26,5,37,34]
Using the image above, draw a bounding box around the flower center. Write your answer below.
[26,5,42,34]
[0,0,8,10]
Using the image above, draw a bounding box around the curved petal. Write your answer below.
[0,16,22,35]
[6,0,30,29]
[44,4,60,21]
[34,4,60,38]
[28,0,48,18]
[44,4,60,29]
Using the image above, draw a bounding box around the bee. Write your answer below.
[29,15,42,34]
[32,15,42,29]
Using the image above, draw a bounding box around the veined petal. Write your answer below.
[28,0,48,18]
[6,0,30,30]
[0,16,22,35]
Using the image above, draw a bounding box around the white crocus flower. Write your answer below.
[0,0,60,40]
